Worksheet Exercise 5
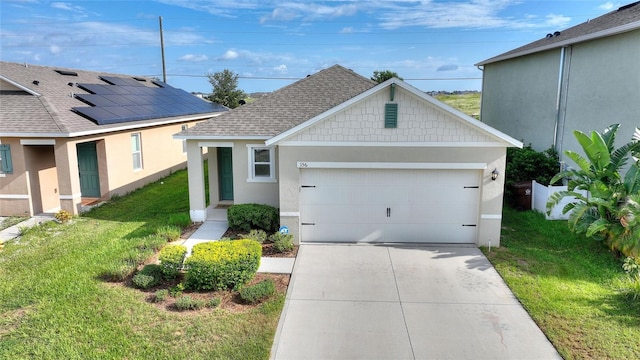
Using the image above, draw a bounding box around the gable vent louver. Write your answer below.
[385,83,398,128]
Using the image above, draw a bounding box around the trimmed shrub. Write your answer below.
[159,244,187,279]
[154,289,169,302]
[506,145,559,188]
[239,279,276,304]
[241,229,267,244]
[155,225,181,242]
[270,232,294,253]
[175,296,205,311]
[227,204,279,232]
[184,240,261,291]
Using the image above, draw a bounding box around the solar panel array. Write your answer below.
[72,76,227,125]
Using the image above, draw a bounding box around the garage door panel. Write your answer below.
[300,168,480,244]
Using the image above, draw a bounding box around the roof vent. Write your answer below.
[55,70,78,76]
[68,82,75,87]
[546,33,553,38]
[133,77,147,82]
[32,80,39,86]
[554,31,561,36]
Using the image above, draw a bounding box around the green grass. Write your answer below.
[0,169,283,359]
[484,207,640,360]
[434,92,481,119]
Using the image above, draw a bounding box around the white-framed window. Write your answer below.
[181,124,188,153]
[131,133,143,170]
[247,145,276,182]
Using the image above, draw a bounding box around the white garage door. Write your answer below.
[299,168,480,243]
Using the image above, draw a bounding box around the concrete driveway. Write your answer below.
[270,244,561,360]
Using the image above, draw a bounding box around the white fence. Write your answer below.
[531,180,588,220]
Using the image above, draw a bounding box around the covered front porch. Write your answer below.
[184,140,279,223]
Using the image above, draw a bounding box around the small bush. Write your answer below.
[506,145,559,188]
[154,289,169,302]
[132,274,157,289]
[241,229,267,244]
[156,225,181,242]
[168,212,191,228]
[132,264,163,289]
[239,279,276,304]
[623,257,640,301]
[184,240,261,291]
[170,283,185,298]
[54,210,72,224]
[159,244,187,280]
[270,232,294,253]
[175,295,205,311]
[207,297,221,308]
[227,204,279,232]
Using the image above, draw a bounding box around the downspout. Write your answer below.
[554,46,572,163]
[477,65,484,122]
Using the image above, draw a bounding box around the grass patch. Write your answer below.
[0,169,283,359]
[434,92,480,119]
[484,207,640,359]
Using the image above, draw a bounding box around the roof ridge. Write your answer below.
[37,95,67,133]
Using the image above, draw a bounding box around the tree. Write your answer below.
[547,124,640,258]
[371,70,403,83]
[206,69,246,109]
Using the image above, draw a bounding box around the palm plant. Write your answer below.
[547,124,640,258]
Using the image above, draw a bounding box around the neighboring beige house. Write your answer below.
[0,62,227,217]
[476,2,640,160]
[175,65,522,246]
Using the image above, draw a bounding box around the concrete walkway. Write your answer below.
[177,208,295,274]
[270,244,560,360]
[0,214,55,243]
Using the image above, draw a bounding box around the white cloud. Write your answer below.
[544,14,571,27]
[437,64,459,72]
[599,2,620,11]
[178,54,208,62]
[219,50,240,60]
[49,45,62,54]
[273,64,288,74]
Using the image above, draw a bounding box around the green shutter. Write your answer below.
[384,103,398,128]
[0,144,13,174]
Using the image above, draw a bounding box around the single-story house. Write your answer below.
[0,61,227,216]
[175,65,522,246]
[476,2,640,161]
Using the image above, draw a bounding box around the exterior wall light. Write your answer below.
[491,168,499,181]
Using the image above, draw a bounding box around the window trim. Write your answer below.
[246,144,276,182]
[131,133,143,171]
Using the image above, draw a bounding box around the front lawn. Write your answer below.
[484,207,640,359]
[0,169,284,359]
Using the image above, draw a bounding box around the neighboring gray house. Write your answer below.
[476,2,640,162]
[175,65,522,246]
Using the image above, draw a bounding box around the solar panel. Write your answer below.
[73,76,227,125]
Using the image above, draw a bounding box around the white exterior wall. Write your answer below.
[277,86,509,246]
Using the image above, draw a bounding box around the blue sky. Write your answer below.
[0,0,622,94]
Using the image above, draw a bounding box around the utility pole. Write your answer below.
[159,16,167,83]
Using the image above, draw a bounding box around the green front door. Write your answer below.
[76,142,101,197]
[217,147,234,201]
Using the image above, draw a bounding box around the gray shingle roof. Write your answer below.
[0,61,226,137]
[476,1,640,65]
[180,65,377,138]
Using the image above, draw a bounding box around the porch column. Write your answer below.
[186,140,206,222]
[54,141,82,215]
